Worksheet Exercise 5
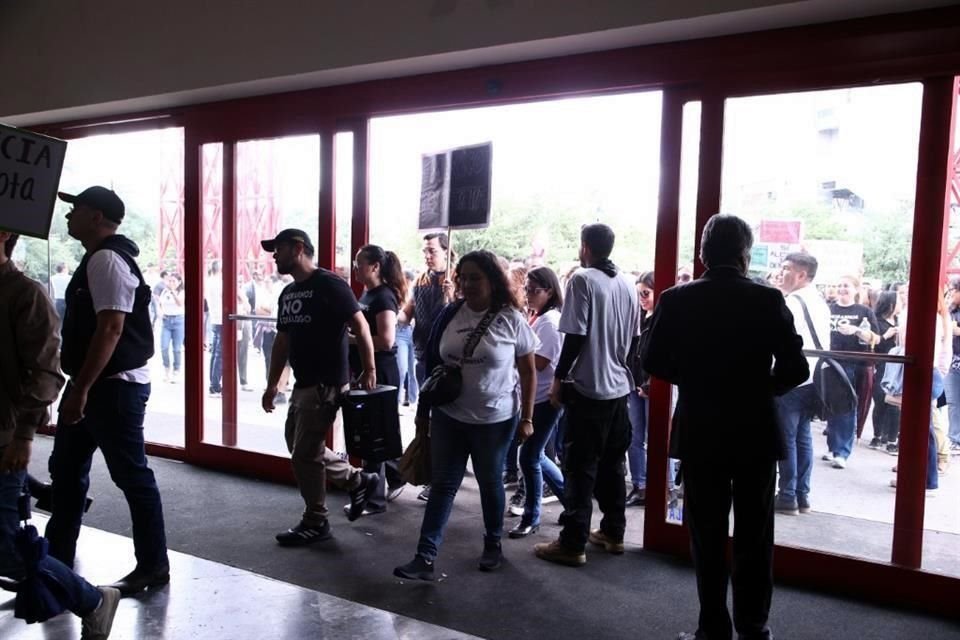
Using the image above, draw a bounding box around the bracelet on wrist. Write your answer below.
[520,418,534,425]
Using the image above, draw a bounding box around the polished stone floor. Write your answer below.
[0,516,478,640]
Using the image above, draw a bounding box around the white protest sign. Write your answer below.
[0,123,67,240]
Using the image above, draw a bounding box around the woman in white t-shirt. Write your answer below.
[508,266,566,538]
[394,250,538,580]
[157,272,185,382]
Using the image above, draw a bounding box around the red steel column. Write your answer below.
[693,93,725,278]
[645,87,687,553]
[891,76,957,568]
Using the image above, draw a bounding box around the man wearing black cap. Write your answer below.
[45,186,170,598]
[260,228,379,545]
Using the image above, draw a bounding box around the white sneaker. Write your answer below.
[821,454,835,462]
[949,442,960,456]
[831,457,847,469]
[926,488,938,497]
[81,586,120,640]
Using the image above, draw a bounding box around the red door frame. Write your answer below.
[30,6,960,614]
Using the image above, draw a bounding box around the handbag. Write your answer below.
[793,295,857,420]
[418,308,498,407]
[398,413,432,486]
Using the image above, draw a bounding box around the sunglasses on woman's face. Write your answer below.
[524,285,547,294]
[639,289,652,299]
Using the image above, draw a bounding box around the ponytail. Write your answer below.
[358,244,407,305]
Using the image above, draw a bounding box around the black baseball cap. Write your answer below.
[261,228,315,253]
[58,186,125,223]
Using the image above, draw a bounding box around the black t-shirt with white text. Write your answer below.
[349,284,400,381]
[829,302,878,352]
[276,269,360,387]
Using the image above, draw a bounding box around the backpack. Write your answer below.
[793,295,858,420]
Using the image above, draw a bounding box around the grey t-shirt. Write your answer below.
[559,267,638,400]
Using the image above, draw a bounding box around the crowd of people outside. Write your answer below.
[3,181,959,639]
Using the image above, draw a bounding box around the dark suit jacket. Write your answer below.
[641,266,809,463]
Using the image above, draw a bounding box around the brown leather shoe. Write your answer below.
[534,539,585,567]
[588,529,625,554]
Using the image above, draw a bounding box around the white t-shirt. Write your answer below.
[786,284,832,386]
[86,251,151,383]
[50,272,71,299]
[532,308,562,404]
[438,305,538,424]
[158,287,184,317]
[205,276,223,325]
[559,268,638,400]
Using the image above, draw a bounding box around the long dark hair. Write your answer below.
[456,250,522,310]
[527,266,563,314]
[357,244,407,305]
[637,270,655,320]
[874,291,898,321]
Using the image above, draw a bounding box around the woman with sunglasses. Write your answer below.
[347,244,408,514]
[508,266,567,538]
[626,271,655,506]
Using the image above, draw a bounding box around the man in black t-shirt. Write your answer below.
[260,229,379,546]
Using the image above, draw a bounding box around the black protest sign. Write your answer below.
[0,124,67,240]
[418,142,492,231]
[448,143,491,229]
[418,152,448,230]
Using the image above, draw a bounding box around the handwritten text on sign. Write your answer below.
[0,124,67,239]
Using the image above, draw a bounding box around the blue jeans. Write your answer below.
[776,384,816,501]
[0,465,101,617]
[209,324,223,393]
[518,401,566,526]
[943,368,960,446]
[627,392,647,489]
[160,315,185,371]
[416,410,515,561]
[46,380,169,571]
[396,325,418,405]
[826,363,859,460]
[927,369,945,490]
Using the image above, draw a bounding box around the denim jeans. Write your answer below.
[416,410,515,562]
[943,368,960,445]
[46,380,169,571]
[928,369,945,490]
[395,325,418,405]
[626,392,647,489]
[160,314,185,371]
[776,384,816,501]
[0,464,101,617]
[559,389,631,551]
[209,324,223,393]
[518,401,566,526]
[826,363,859,460]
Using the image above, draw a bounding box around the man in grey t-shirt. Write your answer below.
[534,223,638,567]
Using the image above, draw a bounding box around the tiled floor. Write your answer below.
[0,516,479,640]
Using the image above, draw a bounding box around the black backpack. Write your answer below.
[793,295,857,420]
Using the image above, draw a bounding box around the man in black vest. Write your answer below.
[642,214,808,640]
[46,186,170,598]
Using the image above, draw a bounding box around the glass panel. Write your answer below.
[203,135,320,455]
[721,84,923,564]
[666,100,701,526]
[334,132,354,283]
[55,128,185,447]
[924,80,960,577]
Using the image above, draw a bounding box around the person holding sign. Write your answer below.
[398,232,455,502]
[0,230,121,638]
[45,186,170,599]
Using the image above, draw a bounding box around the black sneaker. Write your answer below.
[478,541,502,571]
[347,472,379,521]
[542,484,560,504]
[507,489,525,517]
[797,494,811,514]
[502,471,519,487]
[886,443,899,456]
[774,495,799,516]
[625,486,646,507]
[276,520,332,546]
[394,555,435,581]
[869,437,883,449]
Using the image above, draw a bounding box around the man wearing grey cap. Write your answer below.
[260,229,379,545]
[45,186,170,598]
